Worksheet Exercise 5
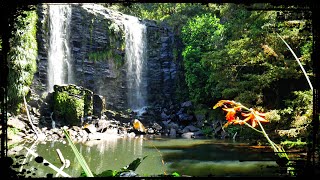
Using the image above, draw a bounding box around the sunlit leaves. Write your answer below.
[182,13,224,51]
[181,13,224,103]
[7,9,38,112]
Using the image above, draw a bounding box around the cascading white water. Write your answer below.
[47,4,73,92]
[123,17,147,112]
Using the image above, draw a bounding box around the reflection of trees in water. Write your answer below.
[133,136,144,156]
[98,138,118,154]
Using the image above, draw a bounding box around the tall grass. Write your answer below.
[63,129,94,177]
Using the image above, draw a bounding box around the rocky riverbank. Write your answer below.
[4,84,231,147]
[5,100,231,146]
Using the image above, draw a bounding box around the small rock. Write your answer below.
[8,117,26,131]
[169,128,176,137]
[147,128,155,134]
[41,127,48,132]
[127,132,136,138]
[83,124,96,133]
[52,134,59,140]
[68,129,77,138]
[193,130,204,137]
[105,128,118,134]
[96,120,110,132]
[152,123,162,131]
[168,122,179,130]
[214,125,222,134]
[161,112,170,120]
[162,120,170,127]
[181,101,192,108]
[178,113,190,121]
[182,125,200,133]
[119,170,137,177]
[195,114,205,122]
[181,132,194,139]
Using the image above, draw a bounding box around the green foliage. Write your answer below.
[54,91,84,126]
[225,126,239,135]
[88,51,109,62]
[280,90,312,129]
[8,127,20,139]
[201,126,213,137]
[53,85,93,120]
[121,156,147,171]
[280,139,307,149]
[87,49,123,69]
[265,110,281,123]
[63,129,94,177]
[181,14,224,104]
[179,4,312,112]
[182,14,224,51]
[87,17,124,70]
[95,156,147,177]
[83,89,93,116]
[171,172,181,177]
[7,9,38,113]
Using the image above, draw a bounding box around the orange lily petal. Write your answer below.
[213,100,239,109]
[252,119,257,128]
[213,100,233,109]
[223,122,232,129]
[241,112,250,117]
[225,111,236,122]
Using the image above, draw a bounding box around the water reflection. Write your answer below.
[10,137,281,177]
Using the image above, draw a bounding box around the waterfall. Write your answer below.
[47,4,73,92]
[123,17,147,112]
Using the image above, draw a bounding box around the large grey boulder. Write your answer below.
[93,94,106,118]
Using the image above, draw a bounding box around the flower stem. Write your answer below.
[256,120,279,153]
[243,121,263,134]
[277,33,313,91]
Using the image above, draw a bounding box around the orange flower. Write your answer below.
[241,109,269,128]
[213,100,237,109]
[222,106,241,122]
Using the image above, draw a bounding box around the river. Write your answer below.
[10,136,281,177]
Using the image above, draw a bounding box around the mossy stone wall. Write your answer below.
[53,84,93,126]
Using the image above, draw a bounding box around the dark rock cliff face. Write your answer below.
[144,20,176,107]
[34,4,177,111]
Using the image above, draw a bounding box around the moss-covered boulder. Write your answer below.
[53,84,93,126]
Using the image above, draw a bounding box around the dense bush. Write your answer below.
[7,9,38,113]
[112,3,313,141]
[181,4,312,109]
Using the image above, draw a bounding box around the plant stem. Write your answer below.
[23,95,39,137]
[277,33,313,91]
[243,121,263,133]
[63,129,94,177]
[257,120,279,153]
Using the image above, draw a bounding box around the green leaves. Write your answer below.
[181,14,224,104]
[171,172,181,177]
[95,156,147,177]
[95,170,118,177]
[180,3,312,111]
[121,156,147,172]
[182,13,224,51]
[7,9,38,112]
[63,129,94,177]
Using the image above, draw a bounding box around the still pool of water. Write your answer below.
[10,136,282,177]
